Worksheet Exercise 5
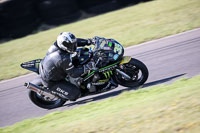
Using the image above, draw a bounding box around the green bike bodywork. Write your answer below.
[83,56,132,82]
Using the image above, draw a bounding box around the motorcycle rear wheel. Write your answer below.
[114,58,149,87]
[28,77,67,109]
[29,90,67,109]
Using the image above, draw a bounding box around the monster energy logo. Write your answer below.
[103,70,113,78]
[83,61,120,81]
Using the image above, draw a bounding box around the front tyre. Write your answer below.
[28,90,67,109]
[114,58,149,87]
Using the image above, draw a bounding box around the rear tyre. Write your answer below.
[28,90,67,109]
[28,77,67,109]
[114,58,148,87]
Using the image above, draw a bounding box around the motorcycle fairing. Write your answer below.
[21,59,42,74]
[120,56,131,64]
[83,61,120,82]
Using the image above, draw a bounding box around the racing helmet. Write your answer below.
[57,32,77,53]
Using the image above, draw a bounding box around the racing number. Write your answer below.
[114,43,122,54]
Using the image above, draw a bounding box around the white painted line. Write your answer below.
[0,73,35,84]
[125,28,200,50]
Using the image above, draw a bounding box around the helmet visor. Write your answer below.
[63,41,77,53]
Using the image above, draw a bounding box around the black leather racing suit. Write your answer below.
[39,38,92,100]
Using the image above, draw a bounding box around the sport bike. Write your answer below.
[21,37,149,109]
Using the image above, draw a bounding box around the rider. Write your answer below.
[39,32,94,101]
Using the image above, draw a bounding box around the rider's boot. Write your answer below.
[101,78,118,92]
[110,78,118,89]
[87,83,97,93]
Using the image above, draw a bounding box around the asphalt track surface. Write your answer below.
[0,28,200,127]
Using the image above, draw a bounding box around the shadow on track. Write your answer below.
[63,73,186,107]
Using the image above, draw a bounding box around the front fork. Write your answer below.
[116,56,132,80]
[115,69,131,80]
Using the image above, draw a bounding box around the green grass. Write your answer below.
[0,0,200,80]
[1,76,200,133]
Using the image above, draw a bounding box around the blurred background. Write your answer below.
[0,0,150,42]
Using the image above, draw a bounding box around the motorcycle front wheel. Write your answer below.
[113,58,149,87]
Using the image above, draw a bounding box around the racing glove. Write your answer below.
[87,38,95,45]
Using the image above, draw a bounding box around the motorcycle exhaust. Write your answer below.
[116,69,131,79]
[24,82,57,99]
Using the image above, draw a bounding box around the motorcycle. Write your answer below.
[21,37,149,109]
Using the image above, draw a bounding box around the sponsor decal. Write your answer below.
[108,41,112,47]
[52,91,67,99]
[99,61,120,72]
[99,64,117,73]
[103,70,113,79]
[83,61,120,81]
[114,42,122,55]
[103,47,111,50]
[56,87,69,96]
[113,54,119,60]
[35,63,40,69]
[92,82,105,85]
[22,63,34,67]
[98,79,109,83]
